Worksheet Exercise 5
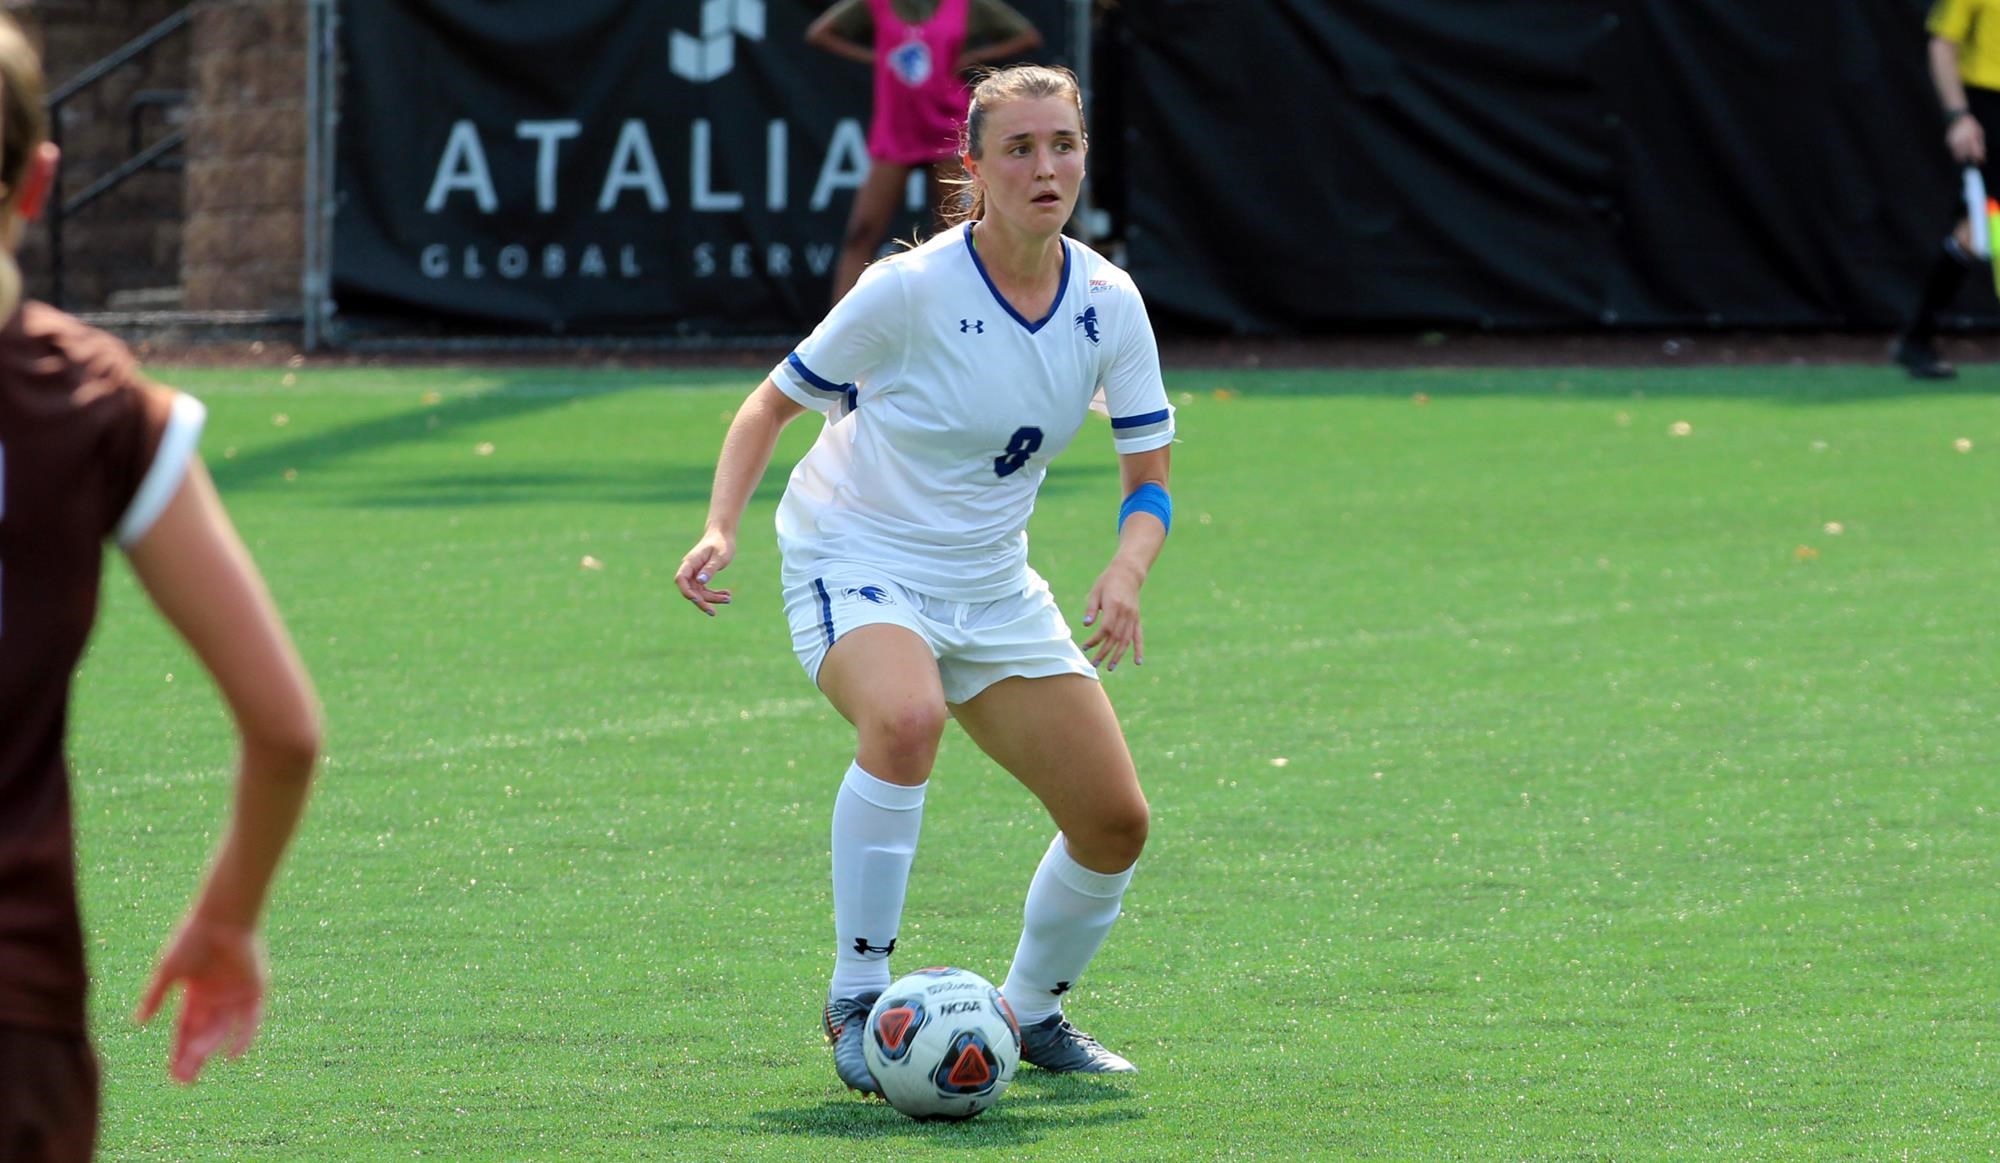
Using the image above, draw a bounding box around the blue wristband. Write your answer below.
[1118,482,1172,534]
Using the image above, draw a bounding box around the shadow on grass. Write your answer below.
[209,373,1133,510]
[209,375,656,493]
[341,468,737,509]
[751,1074,1142,1143]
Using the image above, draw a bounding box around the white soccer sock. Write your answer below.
[828,761,926,1002]
[1001,833,1134,1025]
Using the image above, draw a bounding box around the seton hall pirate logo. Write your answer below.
[888,36,933,85]
[1074,305,1100,345]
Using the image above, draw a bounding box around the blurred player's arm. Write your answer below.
[676,379,809,615]
[961,0,1043,71]
[806,0,875,66]
[126,457,321,1083]
[1931,35,1986,165]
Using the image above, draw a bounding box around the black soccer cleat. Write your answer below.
[1019,1013,1137,1074]
[822,992,883,1095]
[1892,338,1958,380]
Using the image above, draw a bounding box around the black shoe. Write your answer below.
[1019,1013,1137,1074]
[1892,338,1957,380]
[822,992,882,1094]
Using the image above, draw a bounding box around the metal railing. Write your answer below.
[44,6,193,310]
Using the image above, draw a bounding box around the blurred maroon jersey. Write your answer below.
[0,301,203,1034]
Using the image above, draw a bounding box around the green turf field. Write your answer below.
[70,362,1997,1159]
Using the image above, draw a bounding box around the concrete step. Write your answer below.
[104,285,185,311]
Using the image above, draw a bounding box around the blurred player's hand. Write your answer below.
[675,530,736,615]
[1949,114,1986,166]
[135,919,269,1084]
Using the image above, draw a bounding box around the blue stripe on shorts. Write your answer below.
[813,578,835,647]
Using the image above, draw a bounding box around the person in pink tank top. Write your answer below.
[807,0,1043,304]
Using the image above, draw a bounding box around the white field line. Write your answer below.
[100,696,824,792]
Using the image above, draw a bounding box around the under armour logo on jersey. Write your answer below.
[854,937,897,956]
[959,318,984,334]
[844,585,893,605]
[1074,305,1100,345]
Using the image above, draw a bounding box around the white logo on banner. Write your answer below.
[671,0,766,83]
[408,0,936,290]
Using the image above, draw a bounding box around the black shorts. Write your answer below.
[0,1026,99,1163]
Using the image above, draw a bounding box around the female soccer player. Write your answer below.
[806,0,1043,305]
[676,63,1172,1093]
[0,18,319,1158]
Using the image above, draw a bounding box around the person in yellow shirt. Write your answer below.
[1896,0,2000,377]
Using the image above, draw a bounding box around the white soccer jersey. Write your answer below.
[769,224,1175,603]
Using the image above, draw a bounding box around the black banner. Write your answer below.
[1117,0,1956,333]
[333,0,1069,335]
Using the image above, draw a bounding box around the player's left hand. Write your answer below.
[1081,560,1145,671]
[135,918,269,1084]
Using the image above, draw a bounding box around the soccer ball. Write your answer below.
[863,967,1021,1121]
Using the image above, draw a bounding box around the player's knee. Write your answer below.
[245,702,323,779]
[1077,798,1149,870]
[1111,799,1151,864]
[862,702,947,772]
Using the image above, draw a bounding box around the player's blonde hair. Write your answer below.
[0,14,48,215]
[945,64,1086,228]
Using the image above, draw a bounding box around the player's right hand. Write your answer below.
[1949,115,1986,166]
[675,530,735,616]
[135,919,268,1084]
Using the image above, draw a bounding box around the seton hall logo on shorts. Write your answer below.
[846,585,894,605]
[1074,305,1100,345]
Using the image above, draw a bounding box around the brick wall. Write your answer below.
[15,0,191,312]
[182,0,303,312]
[12,0,308,315]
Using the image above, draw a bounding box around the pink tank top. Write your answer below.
[867,0,972,165]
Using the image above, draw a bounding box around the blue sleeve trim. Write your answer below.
[1111,408,1171,430]
[788,353,853,398]
[1118,482,1172,535]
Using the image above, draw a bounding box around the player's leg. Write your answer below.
[818,622,949,1002]
[950,673,1147,1073]
[791,578,950,1094]
[830,161,912,305]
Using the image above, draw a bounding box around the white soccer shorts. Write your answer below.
[782,566,1097,704]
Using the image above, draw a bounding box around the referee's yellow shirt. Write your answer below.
[1932,0,2000,93]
